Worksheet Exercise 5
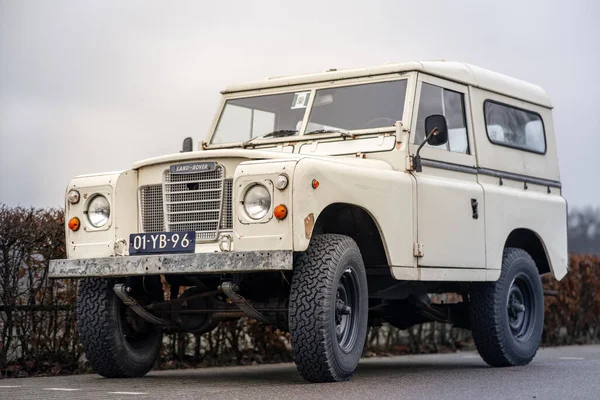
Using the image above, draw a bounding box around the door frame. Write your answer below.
[407,73,477,167]
[407,73,486,270]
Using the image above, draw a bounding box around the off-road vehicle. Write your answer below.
[51,61,568,382]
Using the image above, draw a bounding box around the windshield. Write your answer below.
[306,80,407,133]
[211,79,408,144]
[212,91,310,144]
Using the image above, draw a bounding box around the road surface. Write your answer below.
[2,345,599,399]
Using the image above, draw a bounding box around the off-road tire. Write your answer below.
[289,234,368,383]
[471,248,544,367]
[77,278,163,378]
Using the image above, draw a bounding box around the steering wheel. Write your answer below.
[361,118,397,130]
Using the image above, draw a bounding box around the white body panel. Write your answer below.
[413,169,485,268]
[469,87,560,181]
[66,170,138,259]
[292,156,416,268]
[477,175,568,279]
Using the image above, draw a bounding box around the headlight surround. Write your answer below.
[87,195,111,228]
[243,184,271,220]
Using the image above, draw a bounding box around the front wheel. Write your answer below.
[77,278,163,378]
[289,234,368,382]
[470,248,544,367]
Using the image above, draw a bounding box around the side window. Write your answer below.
[484,101,546,154]
[414,83,469,154]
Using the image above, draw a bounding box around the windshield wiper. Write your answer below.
[241,130,298,148]
[306,128,351,137]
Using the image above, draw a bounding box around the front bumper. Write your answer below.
[49,250,293,278]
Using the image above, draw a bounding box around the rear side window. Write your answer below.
[484,100,546,154]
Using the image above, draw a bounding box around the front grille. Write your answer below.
[139,163,233,242]
[164,166,224,241]
[220,179,233,230]
[140,185,164,232]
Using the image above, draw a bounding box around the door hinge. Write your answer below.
[413,243,424,257]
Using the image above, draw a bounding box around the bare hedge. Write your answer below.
[1,205,599,377]
[543,255,600,344]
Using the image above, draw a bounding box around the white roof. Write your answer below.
[222,61,551,108]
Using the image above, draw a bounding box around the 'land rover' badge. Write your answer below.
[170,162,216,174]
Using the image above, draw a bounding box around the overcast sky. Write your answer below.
[1,0,598,209]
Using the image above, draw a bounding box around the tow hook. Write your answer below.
[113,283,168,325]
[218,281,273,325]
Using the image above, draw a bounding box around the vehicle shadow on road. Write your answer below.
[355,359,486,378]
[132,358,487,386]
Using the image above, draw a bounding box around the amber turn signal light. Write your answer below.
[311,179,319,189]
[274,204,288,220]
[68,217,80,231]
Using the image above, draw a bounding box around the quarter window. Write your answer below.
[484,101,546,154]
[414,83,469,154]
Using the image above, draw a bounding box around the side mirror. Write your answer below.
[424,114,449,146]
[181,137,193,153]
[413,115,449,172]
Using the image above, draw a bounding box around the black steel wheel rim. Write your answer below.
[335,267,360,353]
[117,295,155,350]
[507,272,535,341]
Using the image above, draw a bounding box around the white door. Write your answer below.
[409,74,486,269]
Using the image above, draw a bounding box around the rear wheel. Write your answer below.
[470,248,544,367]
[77,278,163,378]
[289,234,368,382]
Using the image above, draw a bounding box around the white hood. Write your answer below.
[132,149,392,170]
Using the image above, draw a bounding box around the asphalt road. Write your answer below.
[2,345,599,400]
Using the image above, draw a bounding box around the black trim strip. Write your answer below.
[478,167,561,188]
[420,158,562,189]
[421,159,478,175]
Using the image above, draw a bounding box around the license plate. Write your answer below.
[129,231,195,255]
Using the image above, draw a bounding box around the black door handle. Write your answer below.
[471,199,479,220]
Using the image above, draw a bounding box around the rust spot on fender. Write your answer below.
[304,213,315,239]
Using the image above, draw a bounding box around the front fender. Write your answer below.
[66,170,138,259]
[292,157,415,268]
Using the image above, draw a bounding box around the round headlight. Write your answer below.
[87,195,110,228]
[67,189,80,204]
[243,185,271,220]
[275,174,289,190]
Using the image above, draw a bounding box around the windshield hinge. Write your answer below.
[406,156,415,171]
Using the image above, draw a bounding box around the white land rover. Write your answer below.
[51,61,568,382]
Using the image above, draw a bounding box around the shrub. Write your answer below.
[1,204,599,377]
[543,254,600,345]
